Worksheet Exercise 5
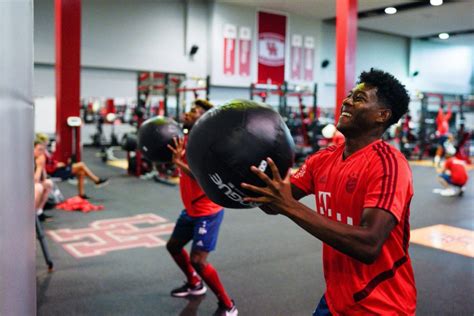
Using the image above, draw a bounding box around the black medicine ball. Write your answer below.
[186,99,295,209]
[137,116,183,163]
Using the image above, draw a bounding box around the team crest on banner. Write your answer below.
[258,33,285,66]
[257,11,287,84]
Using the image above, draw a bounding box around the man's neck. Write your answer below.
[343,131,382,159]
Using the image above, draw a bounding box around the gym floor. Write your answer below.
[36,148,474,316]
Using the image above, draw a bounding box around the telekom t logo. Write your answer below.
[47,213,175,258]
[318,191,332,216]
[317,191,353,226]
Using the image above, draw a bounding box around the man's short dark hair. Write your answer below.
[194,99,213,112]
[358,68,409,127]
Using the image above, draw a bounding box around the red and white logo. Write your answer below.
[258,33,285,66]
[316,191,353,225]
[223,24,237,75]
[318,191,332,216]
[239,26,252,76]
[47,213,175,258]
[304,36,315,81]
[291,34,303,80]
[293,163,307,179]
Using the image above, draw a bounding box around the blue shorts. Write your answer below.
[171,209,224,252]
[313,295,332,316]
[51,166,74,180]
[438,135,448,146]
[439,173,463,187]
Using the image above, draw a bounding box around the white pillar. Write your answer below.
[0,0,36,315]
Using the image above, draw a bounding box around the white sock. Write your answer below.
[36,208,43,215]
[434,156,440,164]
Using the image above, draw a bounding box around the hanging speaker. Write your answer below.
[189,45,199,56]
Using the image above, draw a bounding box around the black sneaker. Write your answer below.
[214,299,238,316]
[79,194,91,200]
[95,178,109,188]
[171,281,207,297]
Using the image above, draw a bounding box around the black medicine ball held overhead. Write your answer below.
[186,99,295,209]
[137,116,184,163]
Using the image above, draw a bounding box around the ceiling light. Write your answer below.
[438,33,449,40]
[384,7,397,14]
[430,0,443,6]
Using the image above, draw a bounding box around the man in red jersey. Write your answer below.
[242,69,416,315]
[166,99,237,316]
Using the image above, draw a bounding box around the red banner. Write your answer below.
[304,36,315,81]
[258,11,286,84]
[291,34,302,80]
[239,27,251,76]
[223,24,236,75]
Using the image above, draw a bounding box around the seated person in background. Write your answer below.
[35,133,109,199]
[434,142,469,197]
[34,140,54,221]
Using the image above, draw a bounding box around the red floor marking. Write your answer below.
[47,213,175,258]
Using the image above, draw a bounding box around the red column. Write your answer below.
[55,0,81,162]
[105,99,115,114]
[335,0,357,124]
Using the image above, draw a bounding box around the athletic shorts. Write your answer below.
[313,295,332,316]
[171,209,224,252]
[51,166,74,181]
[439,173,463,187]
[438,135,448,146]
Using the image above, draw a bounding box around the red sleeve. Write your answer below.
[290,155,315,195]
[436,108,443,125]
[445,106,452,121]
[364,147,412,223]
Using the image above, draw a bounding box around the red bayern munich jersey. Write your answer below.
[291,140,416,315]
[445,157,468,186]
[180,136,222,217]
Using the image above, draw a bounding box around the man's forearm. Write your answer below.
[281,202,382,264]
[175,160,195,179]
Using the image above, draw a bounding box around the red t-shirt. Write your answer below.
[436,107,451,136]
[179,137,222,217]
[291,140,416,315]
[44,150,59,174]
[445,157,468,186]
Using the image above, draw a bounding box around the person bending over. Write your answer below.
[35,133,109,199]
[166,99,237,316]
[242,69,416,315]
[435,143,468,197]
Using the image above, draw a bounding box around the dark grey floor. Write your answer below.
[37,148,474,316]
